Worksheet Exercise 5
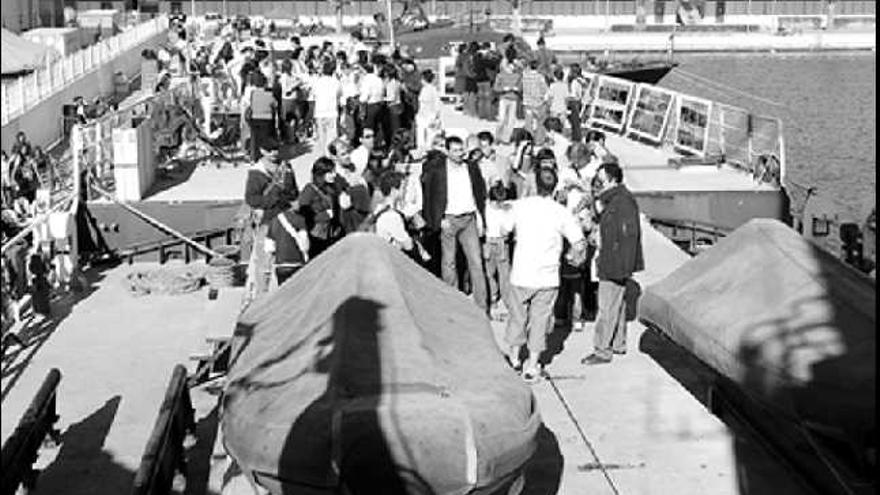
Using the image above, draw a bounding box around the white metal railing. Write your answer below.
[1,16,169,127]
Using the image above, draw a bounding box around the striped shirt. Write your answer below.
[493,71,522,100]
[521,69,548,108]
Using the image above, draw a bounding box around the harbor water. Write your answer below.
[658,52,876,227]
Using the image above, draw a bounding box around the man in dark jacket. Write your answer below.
[473,47,493,120]
[582,160,644,364]
[421,136,489,311]
[244,149,298,294]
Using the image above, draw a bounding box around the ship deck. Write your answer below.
[1,105,805,494]
[129,104,776,205]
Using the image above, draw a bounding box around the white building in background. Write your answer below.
[1,0,65,33]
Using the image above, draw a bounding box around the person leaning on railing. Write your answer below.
[1,198,32,318]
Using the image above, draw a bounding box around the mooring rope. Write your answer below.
[86,171,228,260]
[672,68,788,109]
[545,374,621,495]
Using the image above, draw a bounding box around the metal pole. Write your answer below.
[387,0,395,48]
[605,0,610,30]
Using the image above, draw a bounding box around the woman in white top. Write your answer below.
[415,70,442,150]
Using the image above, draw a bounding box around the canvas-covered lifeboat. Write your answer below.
[221,234,541,494]
[638,219,875,458]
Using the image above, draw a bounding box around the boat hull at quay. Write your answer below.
[221,234,541,495]
[639,219,876,466]
[604,62,676,85]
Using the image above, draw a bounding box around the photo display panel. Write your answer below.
[675,95,712,156]
[627,84,676,143]
[589,75,635,132]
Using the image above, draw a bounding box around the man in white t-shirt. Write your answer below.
[312,60,342,156]
[359,63,385,146]
[501,166,586,382]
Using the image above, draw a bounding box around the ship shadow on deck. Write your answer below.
[144,158,200,198]
[1,263,113,402]
[33,395,135,495]
[638,328,813,495]
[184,404,221,495]
[521,424,564,495]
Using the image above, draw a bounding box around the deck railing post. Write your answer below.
[1,82,7,125]
[16,78,26,114]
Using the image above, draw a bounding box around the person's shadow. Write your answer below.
[277,297,422,494]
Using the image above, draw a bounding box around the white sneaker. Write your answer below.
[522,364,542,383]
[506,346,522,371]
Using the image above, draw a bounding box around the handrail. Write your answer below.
[0,17,169,126]
[649,217,731,238]
[88,177,230,260]
[0,368,62,495]
[118,226,236,260]
[131,365,195,495]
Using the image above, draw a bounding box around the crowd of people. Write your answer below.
[3,23,645,382]
[230,31,644,383]
[2,131,67,336]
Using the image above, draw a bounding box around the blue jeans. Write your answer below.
[593,279,628,359]
[484,238,512,310]
[524,104,546,145]
[441,213,488,310]
[496,98,518,144]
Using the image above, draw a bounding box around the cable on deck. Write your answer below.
[545,374,621,495]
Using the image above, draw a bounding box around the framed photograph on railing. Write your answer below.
[675,95,712,156]
[588,75,635,133]
[627,84,676,143]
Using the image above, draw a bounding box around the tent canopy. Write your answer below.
[1,28,61,76]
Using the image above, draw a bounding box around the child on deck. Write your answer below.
[554,143,598,329]
[547,69,569,123]
[483,181,513,320]
[543,117,569,168]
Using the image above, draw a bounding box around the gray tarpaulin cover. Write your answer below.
[639,219,875,438]
[221,234,540,495]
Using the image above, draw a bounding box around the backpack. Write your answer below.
[357,205,396,233]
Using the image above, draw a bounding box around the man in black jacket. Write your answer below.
[581,161,644,365]
[422,136,489,311]
[244,149,298,294]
